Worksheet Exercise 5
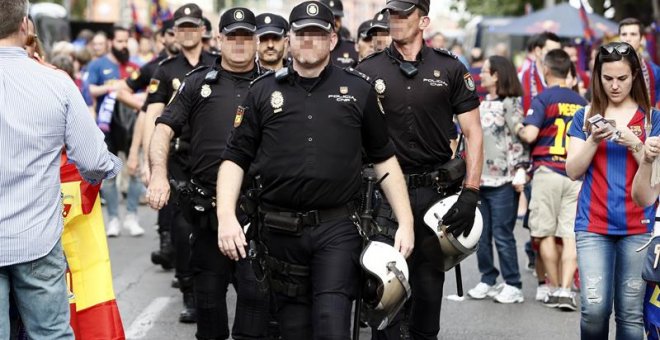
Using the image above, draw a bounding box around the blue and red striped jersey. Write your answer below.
[524,86,587,175]
[568,107,660,236]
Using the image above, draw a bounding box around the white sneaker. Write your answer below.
[124,213,145,237]
[467,282,502,300]
[493,284,524,304]
[535,284,550,301]
[106,217,120,237]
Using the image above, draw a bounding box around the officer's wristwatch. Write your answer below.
[629,142,643,153]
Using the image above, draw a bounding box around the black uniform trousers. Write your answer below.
[263,217,362,340]
[371,186,446,340]
[172,203,194,289]
[188,211,271,340]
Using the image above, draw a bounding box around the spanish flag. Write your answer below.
[60,160,125,339]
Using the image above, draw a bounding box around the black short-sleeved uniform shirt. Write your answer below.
[356,44,480,173]
[222,64,395,211]
[126,51,169,112]
[331,39,358,68]
[156,58,261,188]
[146,51,218,107]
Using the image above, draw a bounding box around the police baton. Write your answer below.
[455,264,464,297]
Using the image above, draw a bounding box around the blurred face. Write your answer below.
[357,37,374,60]
[372,30,391,52]
[91,34,108,57]
[431,34,445,49]
[175,23,204,50]
[563,46,578,63]
[139,37,153,54]
[619,24,642,51]
[289,27,336,69]
[600,60,634,104]
[479,59,497,89]
[258,33,287,65]
[389,9,428,44]
[112,30,129,52]
[220,30,257,66]
[535,39,561,62]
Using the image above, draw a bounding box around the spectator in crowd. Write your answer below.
[619,17,660,107]
[86,25,144,237]
[567,42,659,339]
[518,49,587,311]
[468,55,527,304]
[451,43,470,68]
[50,54,75,79]
[50,41,75,60]
[520,31,561,114]
[563,41,590,96]
[469,47,487,100]
[0,1,121,337]
[131,34,155,67]
[430,31,445,49]
[90,31,108,59]
[72,28,94,51]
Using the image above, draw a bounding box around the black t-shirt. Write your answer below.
[222,64,395,211]
[356,44,480,173]
[156,59,261,188]
[331,39,358,69]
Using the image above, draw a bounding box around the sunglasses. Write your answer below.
[600,43,632,57]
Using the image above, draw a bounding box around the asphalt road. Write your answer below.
[107,205,609,340]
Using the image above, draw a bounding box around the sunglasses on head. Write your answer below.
[600,43,632,57]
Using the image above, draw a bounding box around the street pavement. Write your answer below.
[108,205,610,340]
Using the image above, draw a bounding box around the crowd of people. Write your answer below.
[3,0,660,339]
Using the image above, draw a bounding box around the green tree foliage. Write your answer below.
[463,0,544,17]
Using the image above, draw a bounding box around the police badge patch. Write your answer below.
[271,91,284,113]
[172,78,181,91]
[464,73,476,91]
[374,79,386,95]
[201,84,212,98]
[148,79,160,94]
[234,106,245,127]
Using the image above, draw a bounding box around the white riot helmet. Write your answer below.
[422,193,483,272]
[359,240,412,330]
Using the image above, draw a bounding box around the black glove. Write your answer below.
[442,188,480,237]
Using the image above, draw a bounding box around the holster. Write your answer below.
[436,158,466,190]
[180,179,218,230]
[262,213,303,236]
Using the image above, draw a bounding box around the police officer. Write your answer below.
[116,19,179,272]
[356,20,374,61]
[144,2,219,324]
[319,0,358,68]
[356,0,483,339]
[366,12,391,53]
[147,8,272,340]
[255,13,289,71]
[215,2,415,339]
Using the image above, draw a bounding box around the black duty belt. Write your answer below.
[404,171,439,189]
[261,204,353,227]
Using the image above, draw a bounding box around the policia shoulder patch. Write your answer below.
[234,106,246,127]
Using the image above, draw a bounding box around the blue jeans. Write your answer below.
[576,231,648,340]
[476,184,522,288]
[0,240,74,339]
[101,174,142,218]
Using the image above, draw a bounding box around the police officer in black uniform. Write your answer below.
[357,1,483,339]
[147,7,272,340]
[255,13,289,71]
[318,0,358,68]
[143,3,219,324]
[215,2,415,339]
[356,19,374,62]
[365,12,391,53]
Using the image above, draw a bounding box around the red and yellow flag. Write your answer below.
[60,160,125,339]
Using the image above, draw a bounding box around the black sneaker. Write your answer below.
[542,293,559,308]
[557,294,577,311]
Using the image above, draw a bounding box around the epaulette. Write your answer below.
[158,55,176,66]
[432,48,458,60]
[344,67,371,83]
[250,70,275,87]
[359,49,386,63]
[186,65,210,78]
